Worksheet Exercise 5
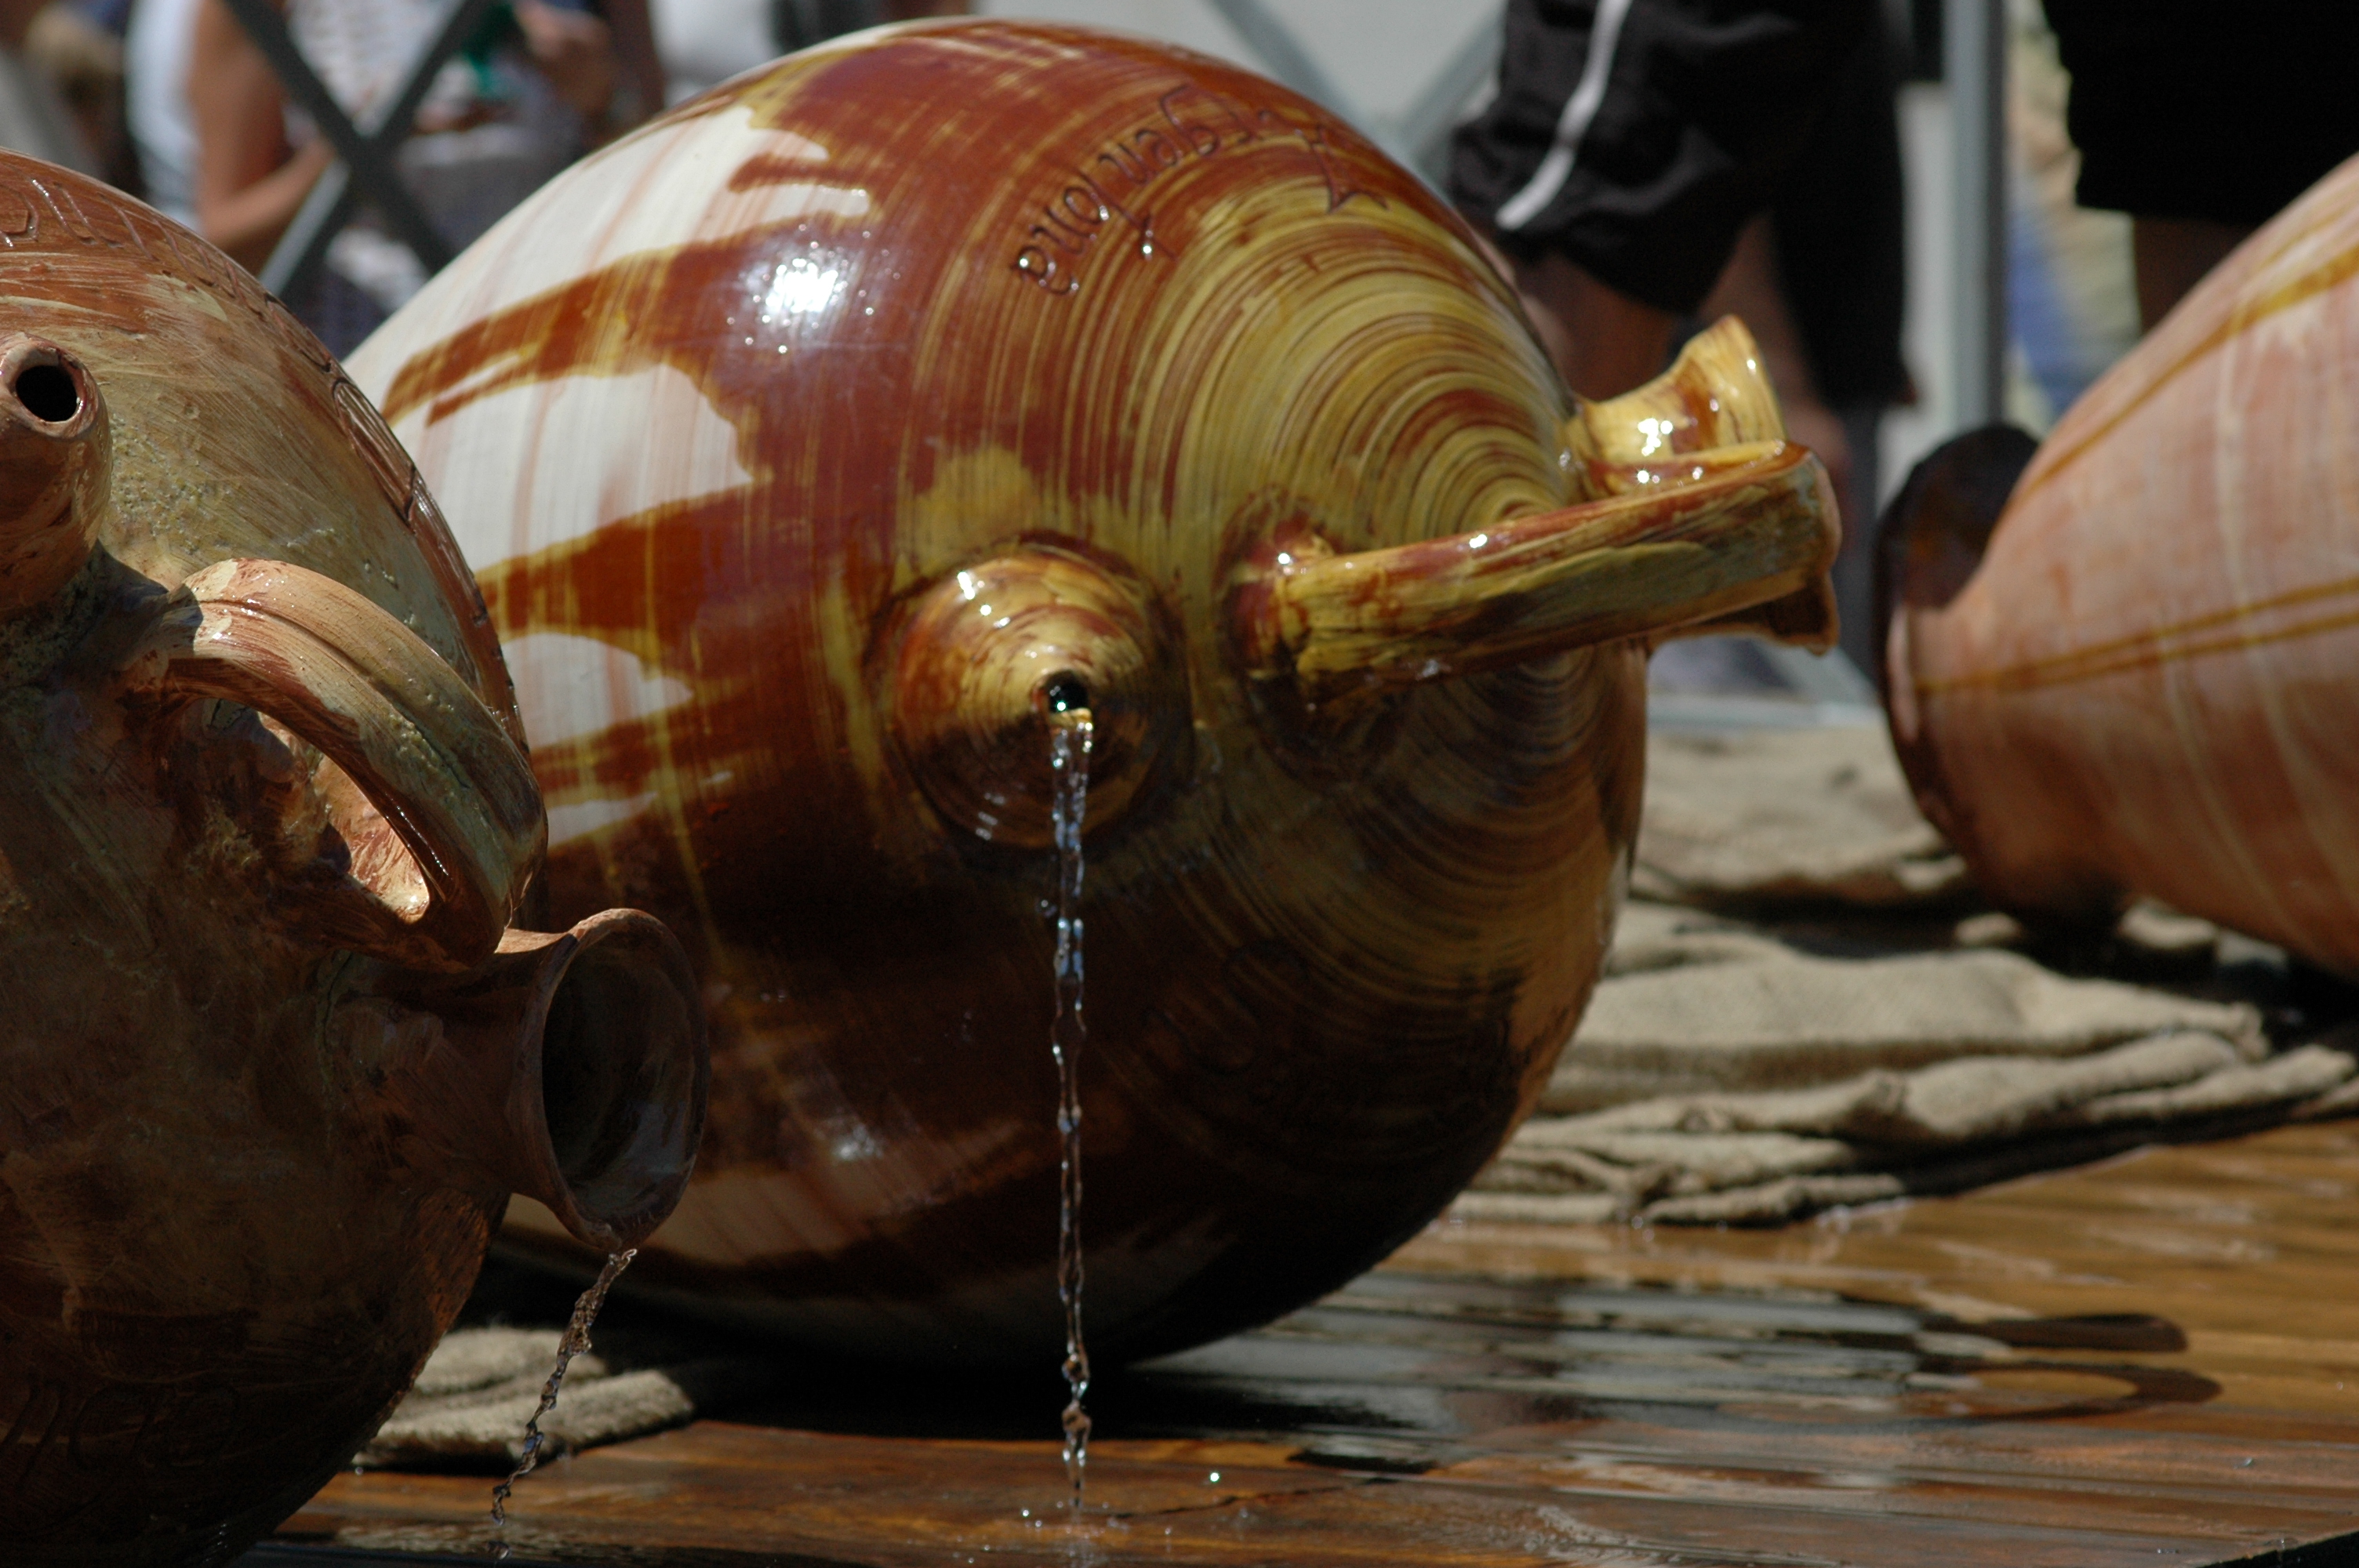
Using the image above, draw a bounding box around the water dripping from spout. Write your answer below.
[1048,709,1092,1512]
[487,1247,636,1558]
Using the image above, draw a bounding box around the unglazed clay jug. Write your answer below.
[0,152,707,1566]
[348,20,1838,1363]
[1880,151,2359,978]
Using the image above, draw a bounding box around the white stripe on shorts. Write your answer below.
[1494,0,1637,232]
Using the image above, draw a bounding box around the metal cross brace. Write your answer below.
[221,0,504,296]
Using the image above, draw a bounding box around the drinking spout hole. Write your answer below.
[1040,673,1090,716]
[13,363,78,425]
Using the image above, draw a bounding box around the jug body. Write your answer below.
[0,152,706,1563]
[1881,152,2359,977]
[351,22,1834,1362]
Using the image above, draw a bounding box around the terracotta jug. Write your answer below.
[1880,153,2359,978]
[0,153,708,1566]
[347,20,1838,1364]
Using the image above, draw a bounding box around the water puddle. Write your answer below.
[1048,708,1092,1512]
[488,1247,636,1557]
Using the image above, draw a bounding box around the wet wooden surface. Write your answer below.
[252,1119,2359,1566]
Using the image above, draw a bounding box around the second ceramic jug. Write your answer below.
[1879,151,2359,977]
[0,150,707,1565]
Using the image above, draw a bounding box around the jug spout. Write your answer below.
[1569,317,1841,648]
[360,909,711,1250]
[885,546,1191,848]
[0,334,107,619]
[1567,316,1784,462]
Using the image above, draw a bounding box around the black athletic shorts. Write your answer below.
[1449,0,1873,315]
[2045,0,2359,227]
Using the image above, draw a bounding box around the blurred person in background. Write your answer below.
[2041,0,2359,332]
[1451,0,1900,679]
[1692,5,1906,673]
[0,0,104,172]
[23,0,140,191]
[1450,0,1873,403]
[128,0,625,353]
[652,0,962,107]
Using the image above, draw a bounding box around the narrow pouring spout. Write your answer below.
[359,909,711,1250]
[1567,316,1842,647]
[0,334,107,619]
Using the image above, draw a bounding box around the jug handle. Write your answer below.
[1256,439,1837,706]
[122,557,545,972]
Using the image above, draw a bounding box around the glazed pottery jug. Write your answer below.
[348,20,1838,1363]
[1880,151,2359,977]
[0,151,708,1566]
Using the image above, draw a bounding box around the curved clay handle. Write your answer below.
[122,558,545,972]
[1261,441,1838,706]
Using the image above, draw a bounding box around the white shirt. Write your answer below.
[126,0,204,221]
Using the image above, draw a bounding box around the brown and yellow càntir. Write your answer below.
[1879,151,2359,977]
[0,150,707,1566]
[349,22,1836,1366]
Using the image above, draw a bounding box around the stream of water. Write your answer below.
[488,1247,637,1556]
[1048,711,1093,1512]
[478,713,1096,1544]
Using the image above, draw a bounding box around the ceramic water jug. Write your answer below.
[348,20,1838,1363]
[0,151,707,1565]
[1880,151,2359,978]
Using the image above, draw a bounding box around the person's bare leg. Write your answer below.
[1475,237,1677,401]
[595,0,666,128]
[2132,216,2253,331]
[0,0,42,47]
[1697,215,1853,526]
[1696,213,1877,671]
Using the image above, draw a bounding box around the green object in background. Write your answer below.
[460,0,524,100]
[770,0,882,52]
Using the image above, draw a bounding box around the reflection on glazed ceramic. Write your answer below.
[0,149,708,1566]
[350,20,1838,1364]
[1881,150,2359,977]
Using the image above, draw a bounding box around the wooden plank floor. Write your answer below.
[252,1119,2359,1566]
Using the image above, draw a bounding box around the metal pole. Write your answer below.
[259,162,352,298]
[1946,0,2008,429]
